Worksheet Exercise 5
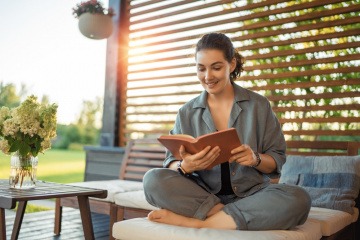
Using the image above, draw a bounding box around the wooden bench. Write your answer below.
[53,139,165,240]
[286,140,359,156]
[54,139,359,240]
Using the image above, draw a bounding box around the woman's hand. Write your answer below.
[229,144,277,173]
[228,144,257,167]
[179,145,221,173]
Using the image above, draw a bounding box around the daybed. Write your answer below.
[54,140,360,240]
[111,142,360,240]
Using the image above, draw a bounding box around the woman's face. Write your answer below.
[196,49,235,95]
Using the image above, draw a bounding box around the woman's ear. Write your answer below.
[230,57,236,72]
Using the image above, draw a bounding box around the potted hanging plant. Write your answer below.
[73,0,115,40]
[0,96,57,189]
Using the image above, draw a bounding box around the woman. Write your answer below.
[143,33,311,230]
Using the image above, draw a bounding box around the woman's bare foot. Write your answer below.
[147,208,237,230]
[148,209,202,228]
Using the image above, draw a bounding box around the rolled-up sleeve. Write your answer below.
[261,100,286,173]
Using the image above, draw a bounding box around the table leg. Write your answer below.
[11,201,27,240]
[77,196,95,240]
[0,208,6,240]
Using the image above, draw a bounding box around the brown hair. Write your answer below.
[195,33,244,81]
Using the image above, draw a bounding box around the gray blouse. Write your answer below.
[163,83,286,197]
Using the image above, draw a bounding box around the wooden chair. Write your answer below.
[53,139,165,240]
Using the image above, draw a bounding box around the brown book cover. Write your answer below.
[157,128,241,170]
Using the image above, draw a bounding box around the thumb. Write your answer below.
[179,145,187,158]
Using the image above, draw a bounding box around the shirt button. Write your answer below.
[231,172,235,176]
[233,186,237,191]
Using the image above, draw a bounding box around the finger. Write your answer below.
[179,145,193,160]
[197,147,220,168]
[179,145,186,157]
[231,144,247,154]
[193,146,212,159]
[229,151,246,162]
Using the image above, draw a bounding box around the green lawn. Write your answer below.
[0,149,86,183]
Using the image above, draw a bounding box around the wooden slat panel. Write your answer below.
[129,16,360,57]
[129,40,360,66]
[268,92,360,102]
[121,0,360,145]
[286,151,347,156]
[123,173,143,181]
[241,67,359,81]
[128,152,166,160]
[285,140,360,156]
[126,101,187,107]
[283,130,360,136]
[127,65,358,82]
[125,118,357,125]
[126,111,178,115]
[286,141,349,150]
[126,88,358,100]
[273,104,359,112]
[128,51,360,73]
[129,2,358,45]
[266,117,358,124]
[250,79,360,91]
[125,165,156,173]
[125,121,175,125]
[125,102,359,112]
[129,0,352,39]
[127,159,164,167]
[130,0,236,23]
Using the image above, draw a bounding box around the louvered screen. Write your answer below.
[119,0,360,146]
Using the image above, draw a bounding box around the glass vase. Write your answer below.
[9,152,38,189]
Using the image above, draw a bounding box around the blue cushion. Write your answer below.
[279,155,360,214]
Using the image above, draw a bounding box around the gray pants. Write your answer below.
[143,168,311,230]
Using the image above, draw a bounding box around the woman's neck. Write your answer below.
[207,83,235,130]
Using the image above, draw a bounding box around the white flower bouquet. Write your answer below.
[0,95,57,187]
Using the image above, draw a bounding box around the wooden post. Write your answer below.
[101,0,129,147]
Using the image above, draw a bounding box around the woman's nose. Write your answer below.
[205,70,213,80]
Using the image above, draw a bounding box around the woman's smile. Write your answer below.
[205,80,219,88]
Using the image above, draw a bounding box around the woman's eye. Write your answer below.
[197,67,205,72]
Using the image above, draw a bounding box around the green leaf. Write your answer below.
[9,142,20,152]
[19,142,31,156]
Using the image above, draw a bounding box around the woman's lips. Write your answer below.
[205,81,219,87]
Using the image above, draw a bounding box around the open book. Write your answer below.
[157,128,241,170]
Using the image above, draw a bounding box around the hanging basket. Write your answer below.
[78,13,113,40]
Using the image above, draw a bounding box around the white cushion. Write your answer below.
[114,190,159,211]
[112,217,322,240]
[68,180,143,202]
[308,207,358,236]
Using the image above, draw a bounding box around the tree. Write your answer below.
[76,97,103,145]
[0,82,26,107]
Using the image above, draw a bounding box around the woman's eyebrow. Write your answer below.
[197,61,224,66]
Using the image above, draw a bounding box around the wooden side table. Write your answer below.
[0,180,107,240]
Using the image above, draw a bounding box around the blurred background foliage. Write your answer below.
[0,82,102,150]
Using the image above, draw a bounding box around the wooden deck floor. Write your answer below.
[4,207,110,240]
